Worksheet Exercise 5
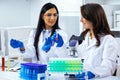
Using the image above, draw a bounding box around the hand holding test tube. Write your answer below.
[51,32,64,47]
[42,37,52,52]
[42,32,64,52]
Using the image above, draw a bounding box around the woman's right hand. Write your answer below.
[10,39,24,48]
[42,37,52,52]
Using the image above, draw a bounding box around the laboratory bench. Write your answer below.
[0,58,120,80]
[0,71,120,80]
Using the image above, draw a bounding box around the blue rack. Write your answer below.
[20,63,47,80]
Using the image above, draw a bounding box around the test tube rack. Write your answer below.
[20,63,47,80]
[48,58,83,73]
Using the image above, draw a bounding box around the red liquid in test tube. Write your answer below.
[2,57,5,71]
[56,33,58,41]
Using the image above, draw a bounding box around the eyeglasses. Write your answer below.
[44,13,58,18]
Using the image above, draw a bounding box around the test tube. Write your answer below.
[55,32,58,41]
[2,57,5,71]
[7,57,10,71]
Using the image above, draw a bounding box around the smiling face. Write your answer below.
[80,16,95,38]
[42,8,58,30]
[80,16,93,30]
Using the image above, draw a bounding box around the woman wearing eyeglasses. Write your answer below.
[10,3,68,64]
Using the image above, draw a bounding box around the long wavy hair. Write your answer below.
[34,3,60,60]
[80,3,114,46]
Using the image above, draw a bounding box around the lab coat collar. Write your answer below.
[87,38,96,49]
[85,34,97,50]
[43,29,52,33]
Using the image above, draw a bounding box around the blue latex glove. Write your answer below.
[42,37,52,52]
[76,71,95,79]
[51,32,64,47]
[10,39,24,48]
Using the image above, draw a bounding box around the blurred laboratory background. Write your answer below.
[0,0,120,80]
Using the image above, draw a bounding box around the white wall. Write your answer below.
[30,0,55,27]
[0,0,31,27]
[104,0,120,5]
[85,0,104,4]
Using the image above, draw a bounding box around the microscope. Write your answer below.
[69,34,84,58]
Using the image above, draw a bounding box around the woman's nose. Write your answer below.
[80,18,83,22]
[50,16,54,19]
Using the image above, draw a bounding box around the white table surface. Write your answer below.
[0,71,120,80]
[0,71,20,80]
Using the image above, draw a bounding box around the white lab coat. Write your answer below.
[77,33,118,77]
[23,29,69,64]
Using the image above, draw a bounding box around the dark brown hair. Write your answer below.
[80,3,114,46]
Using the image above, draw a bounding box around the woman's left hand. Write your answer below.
[51,32,64,47]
